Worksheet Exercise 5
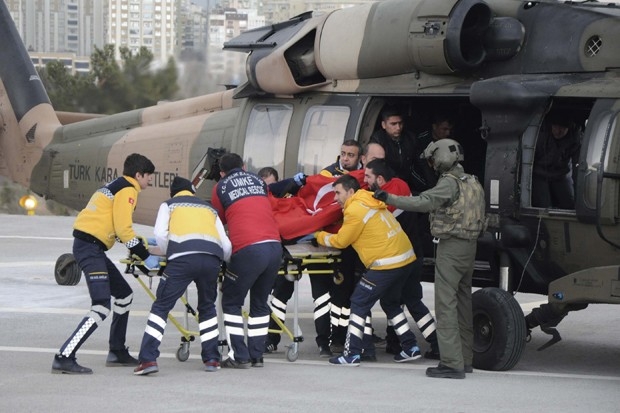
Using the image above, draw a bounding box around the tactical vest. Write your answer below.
[430,172,486,240]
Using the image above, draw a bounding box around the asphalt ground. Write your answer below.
[0,214,619,413]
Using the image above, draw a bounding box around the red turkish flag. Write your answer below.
[271,172,366,240]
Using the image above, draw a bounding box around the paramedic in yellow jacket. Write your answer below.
[134,177,232,375]
[314,174,421,366]
[53,153,157,374]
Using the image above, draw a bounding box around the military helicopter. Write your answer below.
[1,0,619,372]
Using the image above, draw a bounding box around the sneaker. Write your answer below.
[51,355,93,375]
[264,343,277,354]
[426,364,465,379]
[394,345,422,363]
[465,364,474,373]
[319,345,333,358]
[204,359,220,372]
[372,334,387,348]
[328,354,360,366]
[251,358,264,367]
[424,348,441,360]
[106,347,139,367]
[133,361,159,376]
[220,358,251,369]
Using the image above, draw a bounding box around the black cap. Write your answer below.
[170,176,195,197]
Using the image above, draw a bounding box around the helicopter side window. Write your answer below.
[243,103,293,176]
[298,105,351,175]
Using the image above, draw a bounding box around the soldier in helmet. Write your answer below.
[373,139,486,379]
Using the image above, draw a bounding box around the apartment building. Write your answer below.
[6,0,104,57]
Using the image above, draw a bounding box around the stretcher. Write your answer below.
[121,242,341,363]
[120,257,204,362]
[275,242,341,362]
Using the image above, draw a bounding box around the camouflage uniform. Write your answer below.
[385,164,485,371]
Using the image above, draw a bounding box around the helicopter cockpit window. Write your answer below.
[298,105,351,175]
[243,104,293,176]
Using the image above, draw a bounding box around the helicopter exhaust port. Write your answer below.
[315,0,522,79]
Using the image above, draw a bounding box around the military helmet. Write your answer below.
[421,138,464,173]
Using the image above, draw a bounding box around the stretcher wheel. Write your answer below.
[286,344,299,362]
[176,342,190,362]
[55,253,81,286]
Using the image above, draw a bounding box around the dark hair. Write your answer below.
[123,153,155,177]
[380,104,403,121]
[547,112,571,128]
[342,139,362,154]
[219,153,244,174]
[365,158,394,182]
[257,166,279,181]
[333,174,360,192]
[432,113,454,126]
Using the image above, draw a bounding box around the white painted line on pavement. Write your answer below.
[0,235,73,241]
[0,262,56,267]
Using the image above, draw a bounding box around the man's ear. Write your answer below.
[219,171,225,177]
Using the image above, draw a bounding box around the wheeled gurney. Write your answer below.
[274,242,341,361]
[120,256,204,362]
[121,242,341,362]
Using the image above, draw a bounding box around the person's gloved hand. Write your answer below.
[297,233,315,243]
[311,232,320,247]
[373,189,389,202]
[293,172,307,186]
[143,255,161,271]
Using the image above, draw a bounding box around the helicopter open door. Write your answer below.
[576,99,620,247]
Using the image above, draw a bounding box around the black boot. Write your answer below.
[106,347,139,366]
[426,364,465,379]
[52,354,93,374]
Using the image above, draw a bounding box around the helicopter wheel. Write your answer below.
[472,287,527,371]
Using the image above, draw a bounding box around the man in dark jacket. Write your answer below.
[532,114,582,209]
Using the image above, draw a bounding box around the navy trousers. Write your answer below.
[59,238,133,358]
[345,262,417,357]
[222,242,282,362]
[138,253,221,363]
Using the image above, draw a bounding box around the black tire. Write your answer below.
[54,253,82,286]
[472,287,526,371]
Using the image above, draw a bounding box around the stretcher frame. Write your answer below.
[121,242,341,363]
[275,243,341,362]
[121,258,204,362]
